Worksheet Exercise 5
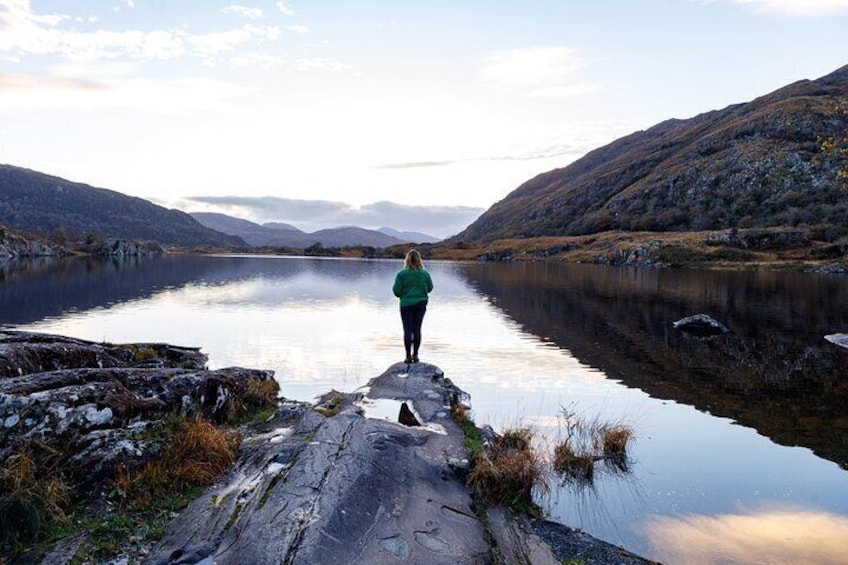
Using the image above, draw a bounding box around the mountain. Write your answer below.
[456,65,848,243]
[0,165,245,248]
[377,227,440,244]
[262,222,301,232]
[189,212,303,246]
[190,213,405,248]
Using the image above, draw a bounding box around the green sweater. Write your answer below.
[392,268,433,307]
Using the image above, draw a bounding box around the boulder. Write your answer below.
[672,314,729,336]
[825,333,848,350]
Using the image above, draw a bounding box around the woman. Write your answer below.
[392,249,433,363]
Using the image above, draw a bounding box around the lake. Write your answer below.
[3,254,848,563]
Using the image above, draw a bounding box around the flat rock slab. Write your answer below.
[147,362,490,565]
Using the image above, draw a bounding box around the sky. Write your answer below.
[1,0,847,237]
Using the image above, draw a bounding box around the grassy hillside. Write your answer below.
[0,165,245,248]
[456,65,848,243]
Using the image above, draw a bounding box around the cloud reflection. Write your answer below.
[643,508,848,564]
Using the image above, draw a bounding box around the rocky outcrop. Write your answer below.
[146,362,656,565]
[2,333,655,564]
[673,314,730,336]
[0,331,275,494]
[146,362,490,564]
[0,228,69,258]
[92,238,165,257]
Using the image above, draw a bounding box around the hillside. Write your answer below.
[0,165,245,248]
[456,65,848,243]
[191,212,410,248]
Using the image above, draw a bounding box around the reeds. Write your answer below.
[551,408,634,484]
[467,427,546,514]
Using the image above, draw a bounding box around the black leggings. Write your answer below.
[400,301,427,359]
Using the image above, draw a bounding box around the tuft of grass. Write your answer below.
[244,378,279,410]
[600,425,633,457]
[0,441,71,547]
[451,404,483,460]
[553,407,634,484]
[552,442,595,483]
[132,346,158,363]
[314,392,345,418]
[468,427,545,515]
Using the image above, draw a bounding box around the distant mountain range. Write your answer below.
[0,165,245,248]
[456,64,848,243]
[190,212,439,248]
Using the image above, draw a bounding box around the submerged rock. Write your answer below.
[672,314,729,336]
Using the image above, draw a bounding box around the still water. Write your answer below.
[3,254,848,563]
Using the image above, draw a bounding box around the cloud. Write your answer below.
[222,5,265,20]
[181,196,485,239]
[709,0,848,15]
[643,508,848,563]
[0,70,104,91]
[276,2,295,16]
[374,142,592,169]
[0,72,253,114]
[0,1,281,63]
[479,46,602,99]
[287,24,309,34]
[375,160,455,170]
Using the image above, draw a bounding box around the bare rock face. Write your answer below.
[145,363,658,565]
[93,239,165,257]
[147,362,490,565]
[0,331,275,494]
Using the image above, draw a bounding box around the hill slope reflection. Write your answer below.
[456,262,848,469]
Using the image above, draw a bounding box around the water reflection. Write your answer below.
[456,262,848,469]
[4,255,848,562]
[643,508,848,564]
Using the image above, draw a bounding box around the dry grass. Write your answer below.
[244,378,279,410]
[0,441,71,545]
[600,425,633,457]
[553,408,634,484]
[468,427,545,513]
[419,228,842,269]
[117,417,238,507]
[552,442,595,483]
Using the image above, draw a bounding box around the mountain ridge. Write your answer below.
[455,64,848,243]
[190,212,427,248]
[0,165,245,248]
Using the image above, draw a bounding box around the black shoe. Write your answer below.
[404,357,412,364]
[412,356,419,363]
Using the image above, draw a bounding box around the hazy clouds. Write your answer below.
[183,196,485,239]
